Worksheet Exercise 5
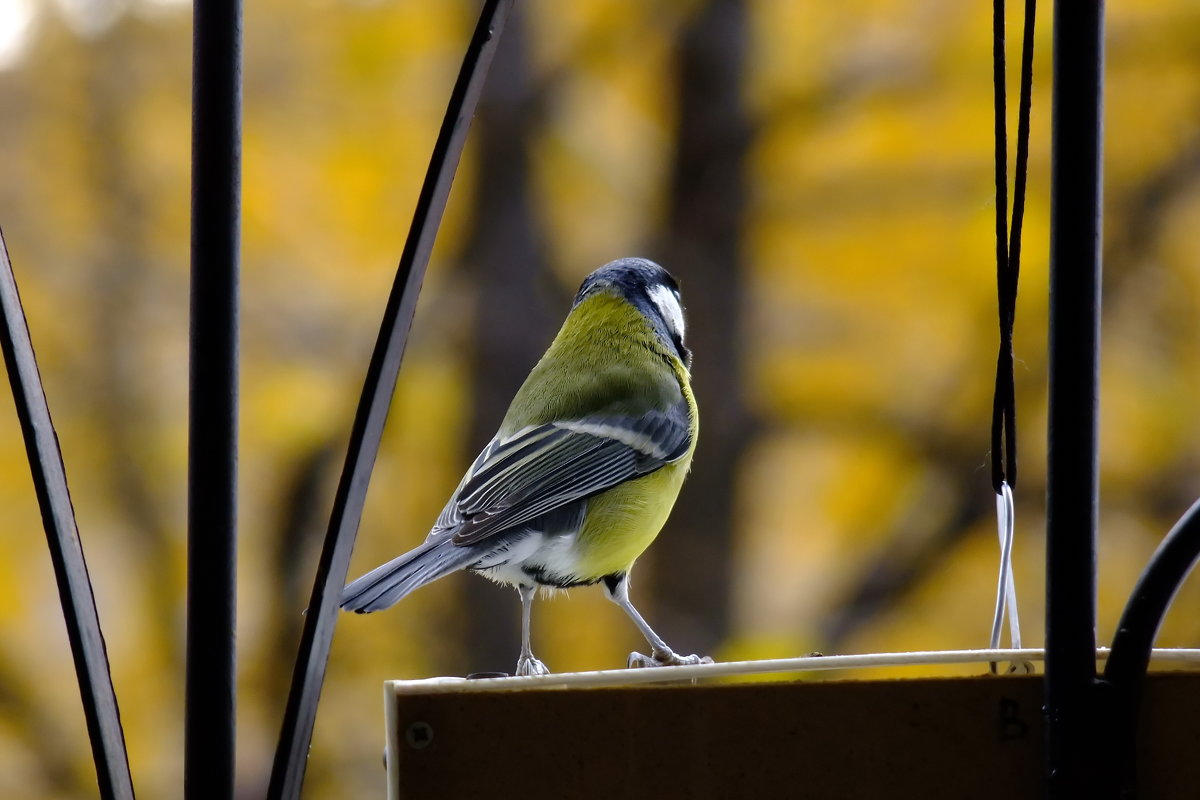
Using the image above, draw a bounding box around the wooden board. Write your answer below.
[384,672,1200,799]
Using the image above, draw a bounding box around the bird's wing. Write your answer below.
[435,400,692,547]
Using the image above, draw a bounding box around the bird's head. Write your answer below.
[573,257,691,369]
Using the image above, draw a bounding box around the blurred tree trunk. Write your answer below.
[81,25,181,663]
[455,5,557,675]
[649,0,751,656]
[265,443,336,708]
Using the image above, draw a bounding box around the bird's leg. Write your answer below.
[514,584,550,676]
[603,573,714,669]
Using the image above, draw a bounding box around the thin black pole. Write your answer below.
[266,2,512,797]
[0,230,136,799]
[186,1,241,798]
[1045,0,1104,796]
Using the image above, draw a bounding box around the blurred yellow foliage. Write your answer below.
[0,0,1198,797]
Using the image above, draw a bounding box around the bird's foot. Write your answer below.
[515,654,550,677]
[627,649,714,669]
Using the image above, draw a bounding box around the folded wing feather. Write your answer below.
[447,402,691,547]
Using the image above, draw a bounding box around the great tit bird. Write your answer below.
[341,257,708,676]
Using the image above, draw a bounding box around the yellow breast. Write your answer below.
[572,367,697,580]
[572,458,691,579]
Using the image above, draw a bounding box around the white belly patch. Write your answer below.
[471,531,581,587]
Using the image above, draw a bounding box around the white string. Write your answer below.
[990,481,1022,651]
[388,648,1200,694]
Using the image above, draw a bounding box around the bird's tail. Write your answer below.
[340,538,475,613]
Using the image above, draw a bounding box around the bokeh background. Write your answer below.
[1,0,1199,796]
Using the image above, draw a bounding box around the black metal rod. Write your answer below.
[265,2,512,797]
[1045,0,1104,796]
[0,230,135,799]
[1102,498,1200,796]
[186,1,241,798]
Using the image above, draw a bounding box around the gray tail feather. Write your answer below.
[340,539,475,613]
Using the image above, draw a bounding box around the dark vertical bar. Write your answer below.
[0,231,135,799]
[187,1,241,798]
[266,2,511,797]
[1045,0,1104,796]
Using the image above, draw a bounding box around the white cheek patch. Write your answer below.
[647,284,686,342]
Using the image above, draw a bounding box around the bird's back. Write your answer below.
[499,292,689,433]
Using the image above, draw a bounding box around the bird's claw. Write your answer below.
[515,655,550,677]
[626,650,714,669]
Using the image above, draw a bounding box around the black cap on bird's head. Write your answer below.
[574,257,691,368]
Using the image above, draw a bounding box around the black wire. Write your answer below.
[0,231,135,799]
[990,0,1037,494]
[1104,498,1200,694]
[1102,498,1200,797]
